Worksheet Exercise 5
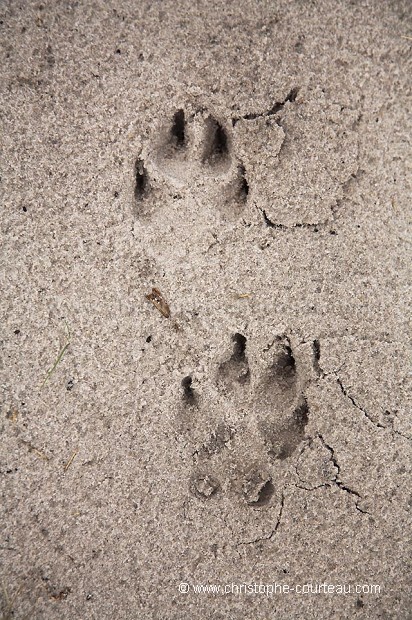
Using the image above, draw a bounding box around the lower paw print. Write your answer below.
[190,473,220,501]
[217,333,250,390]
[241,467,275,507]
[260,397,309,461]
[181,333,313,507]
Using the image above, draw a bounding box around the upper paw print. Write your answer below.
[131,87,359,231]
[133,105,249,221]
[152,107,232,181]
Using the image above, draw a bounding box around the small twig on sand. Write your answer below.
[236,293,252,299]
[1,581,22,620]
[42,321,71,387]
[64,450,78,472]
[19,439,49,462]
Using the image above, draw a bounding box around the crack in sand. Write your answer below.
[335,374,411,441]
[313,347,409,442]
[255,159,361,232]
[260,207,323,231]
[231,88,299,127]
[335,375,379,425]
[317,434,371,515]
[236,491,286,547]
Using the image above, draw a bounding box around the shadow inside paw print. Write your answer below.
[260,398,309,461]
[256,335,309,460]
[182,334,311,507]
[153,106,232,178]
[217,333,250,391]
[242,467,275,507]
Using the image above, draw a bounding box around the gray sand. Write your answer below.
[1,1,411,618]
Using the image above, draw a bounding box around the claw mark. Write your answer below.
[235,164,249,202]
[312,339,321,375]
[293,398,309,431]
[181,375,196,405]
[269,337,296,387]
[134,158,149,201]
[232,332,247,362]
[170,109,186,149]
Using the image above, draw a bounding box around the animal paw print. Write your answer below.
[133,104,249,223]
[181,333,312,507]
[132,87,359,230]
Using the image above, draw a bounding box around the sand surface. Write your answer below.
[1,1,411,618]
